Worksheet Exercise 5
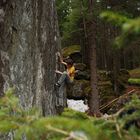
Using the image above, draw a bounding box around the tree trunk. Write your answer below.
[0,0,66,116]
[88,0,101,116]
[80,0,89,66]
[89,30,100,116]
[113,49,120,95]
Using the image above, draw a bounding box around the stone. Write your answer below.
[67,80,90,99]
[75,70,90,80]
[62,45,82,63]
[97,71,111,81]
[70,52,82,63]
[62,45,81,57]
[74,63,87,71]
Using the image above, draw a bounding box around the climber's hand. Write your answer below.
[56,52,61,58]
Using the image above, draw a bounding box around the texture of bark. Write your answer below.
[87,0,101,116]
[0,0,66,116]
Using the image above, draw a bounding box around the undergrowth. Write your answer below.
[0,88,140,140]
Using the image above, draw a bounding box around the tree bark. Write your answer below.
[88,0,101,116]
[0,0,66,116]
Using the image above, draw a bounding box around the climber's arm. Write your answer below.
[61,61,67,66]
[55,70,63,75]
[56,52,67,66]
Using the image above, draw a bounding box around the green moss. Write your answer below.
[128,78,140,85]
[84,86,91,95]
[98,70,110,81]
[61,108,89,120]
[62,45,81,57]
[129,68,140,78]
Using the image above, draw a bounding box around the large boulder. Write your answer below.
[75,70,90,80]
[62,45,82,63]
[74,63,87,71]
[97,71,111,82]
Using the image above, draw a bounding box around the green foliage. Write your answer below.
[56,0,88,46]
[61,108,89,120]
[128,78,140,85]
[56,0,71,35]
[0,89,140,139]
[100,11,129,26]
[100,11,140,48]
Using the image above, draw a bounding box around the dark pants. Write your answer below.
[58,71,73,86]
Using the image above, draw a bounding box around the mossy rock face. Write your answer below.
[67,80,90,99]
[70,52,82,63]
[75,70,90,80]
[99,82,113,96]
[98,71,111,82]
[62,45,80,57]
[76,70,111,81]
[74,63,87,71]
[62,45,82,63]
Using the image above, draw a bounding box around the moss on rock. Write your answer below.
[128,78,140,85]
[62,45,81,58]
[67,80,90,99]
[97,71,111,81]
[74,63,87,71]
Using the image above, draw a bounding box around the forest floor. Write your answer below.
[126,68,140,93]
[125,85,140,94]
[99,68,140,114]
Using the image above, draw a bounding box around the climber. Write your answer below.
[55,52,75,87]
